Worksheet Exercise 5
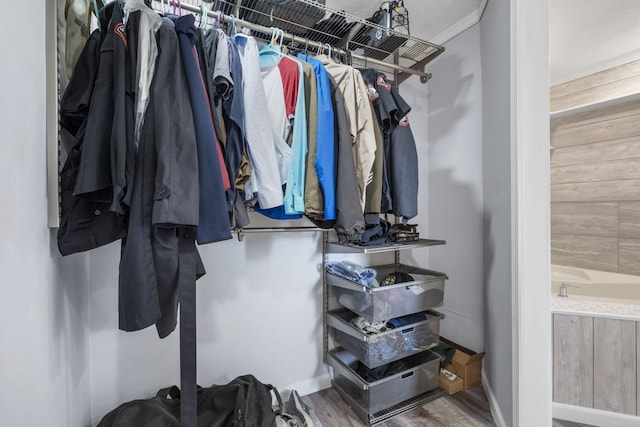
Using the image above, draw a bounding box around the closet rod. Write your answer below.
[158,0,432,81]
[233,227,326,241]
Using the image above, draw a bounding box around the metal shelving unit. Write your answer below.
[327,238,446,254]
[322,233,448,425]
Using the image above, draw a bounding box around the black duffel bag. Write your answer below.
[97,375,282,427]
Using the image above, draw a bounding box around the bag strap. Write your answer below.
[178,229,198,426]
[266,383,284,415]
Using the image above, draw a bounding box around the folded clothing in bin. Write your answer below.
[386,312,427,328]
[326,261,377,287]
[355,357,413,382]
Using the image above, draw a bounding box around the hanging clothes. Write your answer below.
[221,35,252,228]
[359,68,397,213]
[294,57,322,222]
[359,69,418,220]
[260,58,292,144]
[125,0,161,151]
[253,47,307,220]
[58,7,127,256]
[73,0,132,215]
[299,54,336,222]
[234,33,287,209]
[327,74,365,243]
[316,55,382,214]
[283,58,308,215]
[118,15,204,337]
[385,77,418,221]
[174,14,231,244]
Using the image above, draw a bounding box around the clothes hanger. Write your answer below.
[91,0,101,31]
[198,4,208,32]
[260,27,285,58]
[173,0,182,16]
[229,13,236,36]
[215,10,224,30]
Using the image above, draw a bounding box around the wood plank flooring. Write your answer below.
[305,385,495,426]
[552,420,597,427]
[305,385,599,426]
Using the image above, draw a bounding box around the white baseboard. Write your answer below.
[286,372,332,400]
[482,371,508,427]
[553,402,640,427]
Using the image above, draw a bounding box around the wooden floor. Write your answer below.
[551,420,597,427]
[305,386,599,427]
[305,385,496,427]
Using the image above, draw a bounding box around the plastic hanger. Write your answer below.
[215,10,224,30]
[91,0,101,31]
[229,13,236,36]
[173,0,182,16]
[260,27,285,57]
[198,4,208,32]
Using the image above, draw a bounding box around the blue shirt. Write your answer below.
[298,54,336,220]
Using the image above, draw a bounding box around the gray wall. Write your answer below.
[0,1,91,425]
[480,0,514,424]
[407,24,485,353]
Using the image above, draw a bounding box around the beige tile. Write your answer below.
[619,239,640,275]
[551,235,618,272]
[551,137,640,167]
[551,180,640,203]
[551,202,618,237]
[619,203,640,239]
[551,59,640,105]
[552,112,640,148]
[551,158,640,185]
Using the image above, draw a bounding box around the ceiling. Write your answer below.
[550,0,640,85]
[324,0,487,45]
[324,1,640,87]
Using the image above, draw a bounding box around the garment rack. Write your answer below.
[233,226,326,241]
[155,0,444,83]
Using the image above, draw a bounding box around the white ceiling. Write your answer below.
[550,0,640,85]
[324,0,487,45]
[324,1,640,87]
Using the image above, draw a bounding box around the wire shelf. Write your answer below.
[172,0,445,82]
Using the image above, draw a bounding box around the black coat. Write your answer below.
[118,16,204,338]
[57,3,127,256]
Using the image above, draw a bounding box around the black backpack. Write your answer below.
[97,375,282,426]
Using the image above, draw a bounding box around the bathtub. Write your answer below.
[551,264,640,427]
[551,265,640,320]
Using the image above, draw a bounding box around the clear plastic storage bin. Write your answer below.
[328,348,440,414]
[327,264,447,322]
[328,308,442,369]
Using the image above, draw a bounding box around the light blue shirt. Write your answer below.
[283,58,307,215]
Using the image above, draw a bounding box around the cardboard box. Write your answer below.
[438,372,464,394]
[440,337,485,389]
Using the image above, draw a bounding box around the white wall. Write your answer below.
[0,2,92,426]
[406,24,485,353]
[479,0,514,424]
[85,217,331,424]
